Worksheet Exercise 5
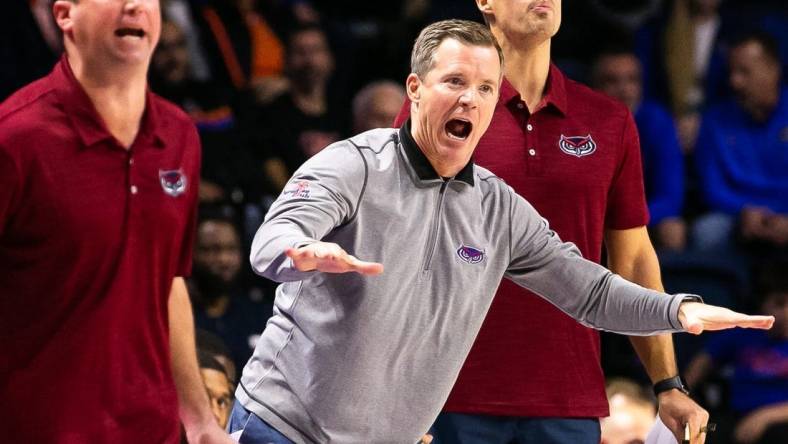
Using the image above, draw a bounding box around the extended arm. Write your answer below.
[503,188,773,335]
[250,142,368,281]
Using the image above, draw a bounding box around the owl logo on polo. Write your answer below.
[457,244,485,264]
[558,134,597,157]
[159,169,187,197]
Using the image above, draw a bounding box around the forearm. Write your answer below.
[506,202,685,335]
[759,402,788,424]
[250,217,319,282]
[606,227,678,382]
[507,242,685,335]
[168,277,215,429]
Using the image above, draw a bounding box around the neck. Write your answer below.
[409,124,466,178]
[204,294,231,318]
[291,82,327,115]
[494,28,551,112]
[750,92,781,122]
[67,52,148,148]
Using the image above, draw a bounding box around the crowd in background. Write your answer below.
[4,1,788,442]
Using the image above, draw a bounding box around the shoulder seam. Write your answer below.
[0,88,57,125]
[344,139,372,225]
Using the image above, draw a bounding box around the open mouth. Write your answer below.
[529,1,552,12]
[445,118,472,140]
[115,28,146,38]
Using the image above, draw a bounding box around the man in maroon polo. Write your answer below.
[0,1,232,443]
[396,1,709,443]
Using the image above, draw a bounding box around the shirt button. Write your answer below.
[517,102,524,109]
[130,185,138,194]
[527,124,533,131]
[528,148,536,156]
[128,157,134,166]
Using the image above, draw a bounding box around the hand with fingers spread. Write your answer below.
[678,302,775,334]
[285,242,384,275]
[657,390,710,444]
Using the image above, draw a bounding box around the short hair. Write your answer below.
[352,80,405,121]
[195,329,233,362]
[730,31,782,66]
[197,203,239,229]
[605,377,656,407]
[285,23,329,53]
[197,349,228,375]
[410,19,503,78]
[590,45,640,86]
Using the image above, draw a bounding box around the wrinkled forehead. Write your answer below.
[429,39,502,78]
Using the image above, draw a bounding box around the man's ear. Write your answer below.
[476,0,493,15]
[406,73,421,105]
[53,1,75,34]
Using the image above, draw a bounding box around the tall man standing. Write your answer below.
[234,19,768,444]
[0,1,232,442]
[397,1,709,443]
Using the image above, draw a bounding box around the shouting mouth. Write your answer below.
[115,28,146,38]
[445,118,472,140]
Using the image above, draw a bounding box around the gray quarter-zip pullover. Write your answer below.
[238,124,692,444]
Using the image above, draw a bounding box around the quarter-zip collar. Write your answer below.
[398,119,475,186]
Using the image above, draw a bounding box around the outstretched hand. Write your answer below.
[678,302,774,334]
[286,242,384,275]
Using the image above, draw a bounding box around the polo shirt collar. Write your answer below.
[500,63,568,116]
[52,56,166,149]
[398,119,475,186]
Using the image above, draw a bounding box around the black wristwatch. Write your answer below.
[653,375,690,396]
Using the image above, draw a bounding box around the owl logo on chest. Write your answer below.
[558,134,597,157]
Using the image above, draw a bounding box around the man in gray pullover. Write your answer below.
[228,20,773,444]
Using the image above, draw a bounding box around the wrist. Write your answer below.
[654,375,690,397]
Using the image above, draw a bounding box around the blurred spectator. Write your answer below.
[198,0,288,104]
[257,24,347,184]
[0,0,62,100]
[664,0,727,151]
[161,0,212,81]
[190,214,274,371]
[685,260,788,444]
[692,32,788,252]
[352,80,405,133]
[196,329,237,384]
[634,0,731,153]
[150,20,262,205]
[592,49,687,251]
[197,350,234,430]
[586,0,662,32]
[601,378,657,444]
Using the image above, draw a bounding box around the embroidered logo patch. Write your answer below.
[282,180,311,199]
[457,244,485,264]
[159,169,187,197]
[558,134,597,157]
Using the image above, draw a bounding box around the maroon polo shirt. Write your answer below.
[0,58,200,443]
[395,65,648,417]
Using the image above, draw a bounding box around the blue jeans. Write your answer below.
[227,401,294,444]
[431,413,600,444]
